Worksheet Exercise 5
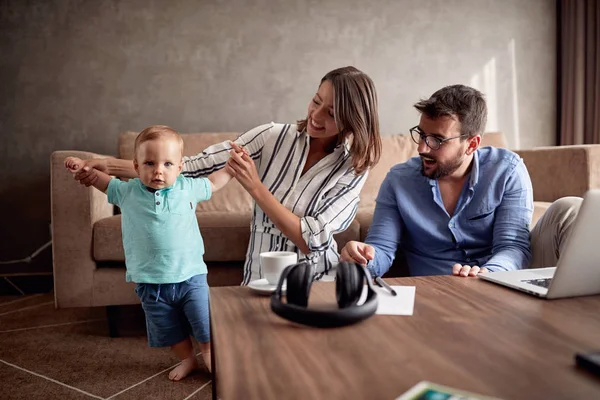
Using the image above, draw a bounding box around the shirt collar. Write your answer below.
[338,137,351,157]
[136,177,178,193]
[301,129,350,157]
[468,149,480,189]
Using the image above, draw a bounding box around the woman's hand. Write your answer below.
[227,141,309,254]
[227,142,262,195]
[73,158,108,187]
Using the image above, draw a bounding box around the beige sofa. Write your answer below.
[51,131,600,310]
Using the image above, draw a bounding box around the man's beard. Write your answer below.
[420,153,465,179]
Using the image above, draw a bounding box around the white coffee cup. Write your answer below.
[260,251,298,285]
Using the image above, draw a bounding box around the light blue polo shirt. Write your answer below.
[107,175,212,284]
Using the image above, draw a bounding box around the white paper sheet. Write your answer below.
[359,285,416,315]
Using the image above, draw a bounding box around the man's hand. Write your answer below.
[452,264,490,277]
[340,241,375,266]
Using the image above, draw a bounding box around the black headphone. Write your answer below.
[270,261,378,328]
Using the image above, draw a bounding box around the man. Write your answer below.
[341,84,581,278]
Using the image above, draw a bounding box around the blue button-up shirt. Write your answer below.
[366,147,533,277]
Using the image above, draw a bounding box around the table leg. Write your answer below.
[210,303,218,400]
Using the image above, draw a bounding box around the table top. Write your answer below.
[209,275,600,400]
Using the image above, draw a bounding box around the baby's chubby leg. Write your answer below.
[199,341,211,372]
[169,337,199,381]
[180,274,212,372]
[137,282,203,382]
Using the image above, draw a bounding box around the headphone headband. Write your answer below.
[270,262,378,328]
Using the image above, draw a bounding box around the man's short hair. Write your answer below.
[413,85,487,138]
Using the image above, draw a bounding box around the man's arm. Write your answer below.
[482,161,534,271]
[363,176,404,277]
[341,173,403,277]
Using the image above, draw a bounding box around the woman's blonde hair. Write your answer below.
[134,125,184,157]
[297,66,381,175]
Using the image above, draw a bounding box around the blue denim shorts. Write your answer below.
[135,274,210,347]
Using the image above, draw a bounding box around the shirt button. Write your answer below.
[466,257,471,262]
[156,201,160,205]
[156,192,160,196]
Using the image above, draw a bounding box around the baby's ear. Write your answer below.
[133,158,139,173]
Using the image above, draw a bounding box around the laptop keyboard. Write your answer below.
[522,278,552,288]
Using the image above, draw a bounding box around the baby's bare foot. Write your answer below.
[169,356,199,381]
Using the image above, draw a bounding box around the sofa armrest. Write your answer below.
[51,151,114,308]
[516,145,600,202]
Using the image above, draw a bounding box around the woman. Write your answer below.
[75,66,381,284]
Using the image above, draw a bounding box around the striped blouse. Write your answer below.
[182,122,368,285]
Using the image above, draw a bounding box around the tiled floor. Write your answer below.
[0,293,212,399]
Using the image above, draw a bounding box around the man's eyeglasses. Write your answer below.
[409,126,468,150]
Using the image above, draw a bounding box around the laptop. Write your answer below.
[478,190,600,299]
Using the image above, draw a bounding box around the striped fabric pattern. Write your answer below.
[182,122,367,285]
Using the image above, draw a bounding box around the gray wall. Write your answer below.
[0,0,555,272]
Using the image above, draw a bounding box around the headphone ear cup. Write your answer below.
[336,262,363,308]
[285,263,313,307]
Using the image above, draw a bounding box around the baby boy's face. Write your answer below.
[134,137,183,189]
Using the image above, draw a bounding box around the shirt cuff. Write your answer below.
[366,260,378,277]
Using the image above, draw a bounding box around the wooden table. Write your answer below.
[209,276,600,399]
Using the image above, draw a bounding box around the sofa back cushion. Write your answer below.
[480,132,507,148]
[118,131,507,214]
[360,135,418,209]
[118,131,253,213]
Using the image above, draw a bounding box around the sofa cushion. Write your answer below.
[355,208,375,243]
[94,213,361,263]
[532,201,551,228]
[480,132,508,148]
[93,215,125,261]
[361,135,418,209]
[94,212,253,262]
[515,145,600,202]
[332,219,361,251]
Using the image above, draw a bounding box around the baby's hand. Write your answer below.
[229,141,249,156]
[64,157,84,173]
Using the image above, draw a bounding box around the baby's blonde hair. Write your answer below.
[134,125,184,157]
